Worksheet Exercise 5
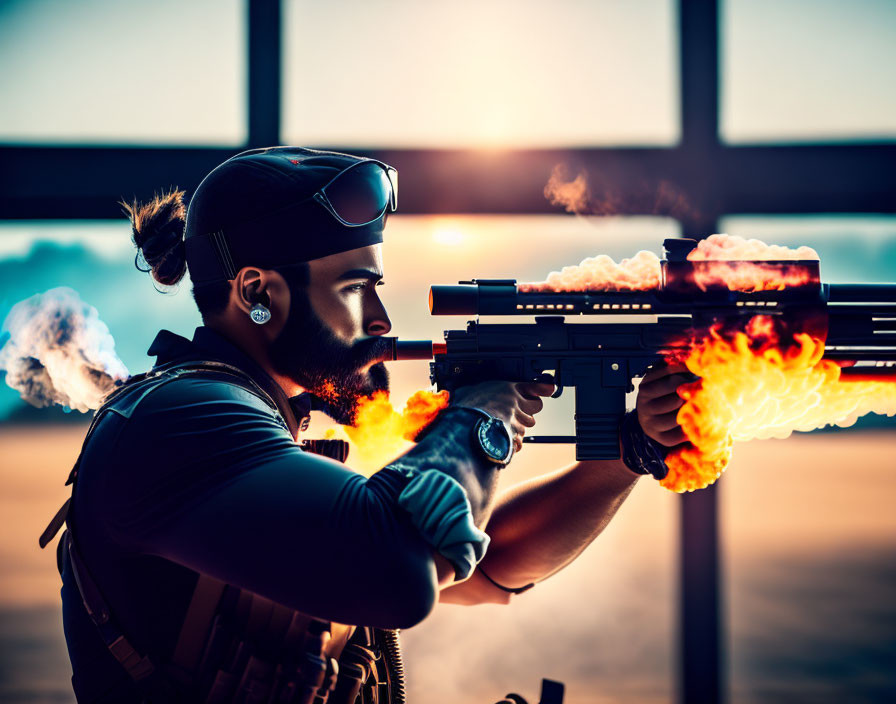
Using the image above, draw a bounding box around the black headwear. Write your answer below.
[184,147,387,284]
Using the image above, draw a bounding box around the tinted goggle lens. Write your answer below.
[321,162,398,226]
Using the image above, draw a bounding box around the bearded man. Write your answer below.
[45,147,688,703]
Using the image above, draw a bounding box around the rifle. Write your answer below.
[392,239,896,462]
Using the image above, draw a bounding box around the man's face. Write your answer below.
[269,244,393,424]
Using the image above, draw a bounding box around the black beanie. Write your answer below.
[184,146,387,284]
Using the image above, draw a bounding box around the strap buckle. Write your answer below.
[108,636,156,681]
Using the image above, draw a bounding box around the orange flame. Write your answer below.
[688,261,817,293]
[340,390,450,472]
[661,320,896,492]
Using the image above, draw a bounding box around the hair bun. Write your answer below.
[121,189,187,287]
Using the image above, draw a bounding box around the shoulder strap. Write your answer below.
[39,497,71,550]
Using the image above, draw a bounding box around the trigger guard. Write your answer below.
[539,371,563,399]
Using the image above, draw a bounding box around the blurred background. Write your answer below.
[0,0,895,702]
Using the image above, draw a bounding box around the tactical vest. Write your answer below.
[41,360,404,704]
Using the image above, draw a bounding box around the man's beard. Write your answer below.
[269,290,391,425]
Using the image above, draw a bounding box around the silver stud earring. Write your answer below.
[249,303,271,325]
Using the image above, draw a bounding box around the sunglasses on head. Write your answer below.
[310,159,398,227]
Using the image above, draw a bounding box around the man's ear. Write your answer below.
[233,267,265,313]
[231,267,290,331]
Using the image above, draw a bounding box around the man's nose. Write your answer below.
[365,296,392,336]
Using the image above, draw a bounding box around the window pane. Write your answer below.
[283,0,678,148]
[0,0,246,145]
[719,215,896,701]
[721,0,896,143]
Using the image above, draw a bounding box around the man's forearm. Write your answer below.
[382,405,503,583]
[474,459,639,588]
[394,406,501,523]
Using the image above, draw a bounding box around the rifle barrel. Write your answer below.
[826,283,896,303]
[387,339,436,361]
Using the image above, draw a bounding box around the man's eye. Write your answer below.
[342,283,366,293]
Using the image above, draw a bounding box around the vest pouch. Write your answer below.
[328,642,377,704]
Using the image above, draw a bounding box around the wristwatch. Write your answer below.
[462,407,514,467]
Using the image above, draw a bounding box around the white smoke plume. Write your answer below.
[520,250,663,292]
[688,234,819,261]
[521,234,821,293]
[0,287,129,413]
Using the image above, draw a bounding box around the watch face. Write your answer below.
[476,417,512,463]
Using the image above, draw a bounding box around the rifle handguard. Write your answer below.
[619,411,670,480]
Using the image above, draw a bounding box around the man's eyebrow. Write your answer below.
[336,268,383,282]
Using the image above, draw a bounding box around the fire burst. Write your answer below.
[662,319,896,492]
[340,389,450,472]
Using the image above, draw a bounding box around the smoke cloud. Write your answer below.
[0,287,128,413]
[543,163,591,214]
[544,162,701,221]
[520,250,662,292]
[689,233,819,261]
[521,234,821,293]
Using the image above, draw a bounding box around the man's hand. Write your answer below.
[452,380,555,453]
[635,363,697,447]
